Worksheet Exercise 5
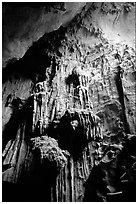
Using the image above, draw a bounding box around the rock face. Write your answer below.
[2,2,86,67]
[2,2,136,202]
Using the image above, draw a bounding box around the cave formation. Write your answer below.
[2,2,136,202]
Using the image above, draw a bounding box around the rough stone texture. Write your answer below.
[2,2,135,67]
[3,2,86,67]
[2,2,136,202]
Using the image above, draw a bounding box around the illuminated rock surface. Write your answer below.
[2,2,136,202]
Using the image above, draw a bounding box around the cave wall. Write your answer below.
[2,2,86,67]
[2,2,136,202]
[2,2,135,67]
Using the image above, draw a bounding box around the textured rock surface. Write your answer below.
[3,2,86,67]
[2,2,136,202]
[2,2,135,67]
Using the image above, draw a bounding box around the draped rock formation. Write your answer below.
[2,2,136,202]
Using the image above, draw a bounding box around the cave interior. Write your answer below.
[2,2,136,202]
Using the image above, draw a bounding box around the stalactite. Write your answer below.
[2,33,136,201]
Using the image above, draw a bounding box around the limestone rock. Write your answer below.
[2,2,136,202]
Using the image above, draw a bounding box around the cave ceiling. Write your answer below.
[2,2,136,68]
